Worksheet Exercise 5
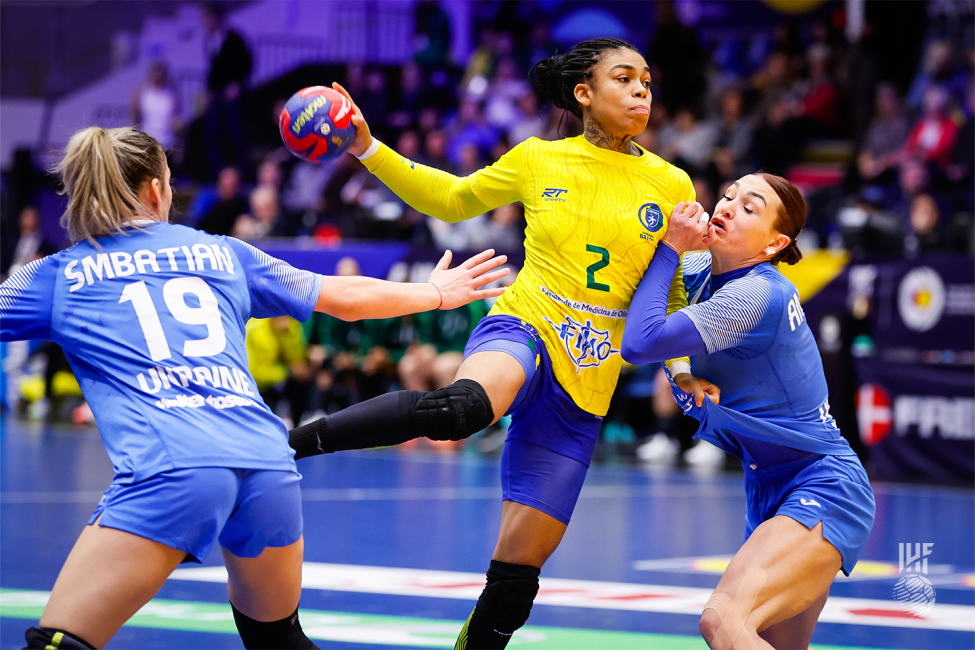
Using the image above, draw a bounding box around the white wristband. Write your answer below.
[355,138,381,161]
[666,360,691,377]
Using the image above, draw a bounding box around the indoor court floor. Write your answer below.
[1,416,973,650]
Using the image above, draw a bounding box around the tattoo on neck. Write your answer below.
[583,118,638,156]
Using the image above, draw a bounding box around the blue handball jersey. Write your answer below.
[673,252,856,458]
[0,222,323,482]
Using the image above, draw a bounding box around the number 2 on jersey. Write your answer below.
[586,244,610,292]
[120,278,227,361]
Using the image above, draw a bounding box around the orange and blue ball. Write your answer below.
[278,86,356,163]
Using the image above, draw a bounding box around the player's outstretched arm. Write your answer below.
[331,81,501,223]
[316,249,509,321]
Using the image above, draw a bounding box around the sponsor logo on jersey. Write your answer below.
[638,203,664,235]
[542,188,568,202]
[540,286,627,319]
[544,314,619,372]
[800,498,822,507]
[154,393,258,411]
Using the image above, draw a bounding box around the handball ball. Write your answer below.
[279,86,355,163]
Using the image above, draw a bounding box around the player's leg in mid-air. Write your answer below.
[289,347,524,456]
[296,306,580,650]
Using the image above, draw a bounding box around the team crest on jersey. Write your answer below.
[544,314,619,372]
[542,188,568,202]
[638,203,664,235]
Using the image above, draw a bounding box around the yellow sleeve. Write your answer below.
[279,319,309,366]
[246,320,287,389]
[361,140,527,223]
[665,169,695,373]
[673,168,696,205]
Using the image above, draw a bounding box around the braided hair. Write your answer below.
[529,38,642,121]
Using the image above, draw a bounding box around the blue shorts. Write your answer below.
[744,454,876,576]
[465,315,602,524]
[89,467,303,563]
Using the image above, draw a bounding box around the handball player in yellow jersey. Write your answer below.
[290,38,704,648]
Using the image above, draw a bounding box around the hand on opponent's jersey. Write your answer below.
[330,82,373,157]
[429,249,510,310]
[661,202,717,254]
[674,372,721,408]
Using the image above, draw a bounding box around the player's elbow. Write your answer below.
[620,331,649,365]
[438,200,476,223]
[316,287,365,321]
[434,179,484,223]
[329,307,361,322]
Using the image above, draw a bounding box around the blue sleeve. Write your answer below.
[0,257,56,341]
[681,273,776,356]
[225,238,323,321]
[621,245,707,365]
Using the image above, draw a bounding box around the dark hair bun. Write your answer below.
[529,54,573,113]
[757,173,806,267]
[773,241,803,266]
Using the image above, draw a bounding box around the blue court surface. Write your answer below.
[1,416,973,650]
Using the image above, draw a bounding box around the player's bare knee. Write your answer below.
[699,608,724,647]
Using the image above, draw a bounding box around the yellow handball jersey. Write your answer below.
[361,135,695,416]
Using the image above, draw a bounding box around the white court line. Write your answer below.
[170,562,975,632]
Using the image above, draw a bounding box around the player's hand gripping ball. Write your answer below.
[279,86,356,163]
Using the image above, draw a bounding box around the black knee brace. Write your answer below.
[456,560,540,649]
[24,627,96,650]
[414,379,493,441]
[479,560,540,634]
[231,604,319,650]
[290,379,493,459]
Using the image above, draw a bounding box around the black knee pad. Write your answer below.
[478,560,541,634]
[231,604,319,650]
[413,379,493,441]
[24,627,96,650]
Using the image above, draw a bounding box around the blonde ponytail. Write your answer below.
[54,126,166,245]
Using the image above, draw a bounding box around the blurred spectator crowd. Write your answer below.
[109,1,972,261]
[2,0,973,466]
